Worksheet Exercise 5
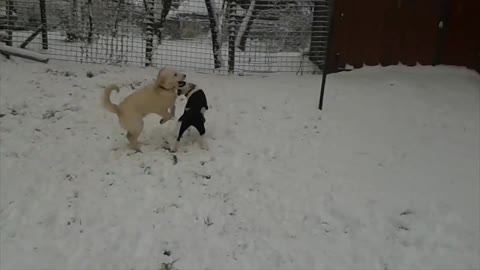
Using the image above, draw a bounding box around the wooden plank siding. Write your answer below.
[328,0,479,73]
[442,0,480,72]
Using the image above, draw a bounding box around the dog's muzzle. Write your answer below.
[177,81,186,95]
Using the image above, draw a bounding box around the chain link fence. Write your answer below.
[1,0,332,74]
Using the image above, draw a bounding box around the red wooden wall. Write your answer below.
[328,0,480,72]
[442,0,480,72]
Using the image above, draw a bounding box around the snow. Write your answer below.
[0,58,479,270]
[0,43,49,63]
[167,0,215,18]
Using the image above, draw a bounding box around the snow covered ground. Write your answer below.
[8,31,316,74]
[0,56,479,270]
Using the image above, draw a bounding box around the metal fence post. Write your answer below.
[319,0,334,110]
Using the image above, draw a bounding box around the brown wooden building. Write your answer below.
[327,0,480,73]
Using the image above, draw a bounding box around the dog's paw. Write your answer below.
[170,142,179,153]
[198,137,209,151]
[160,117,174,125]
[126,149,143,156]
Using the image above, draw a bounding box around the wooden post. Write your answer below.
[39,0,48,49]
[20,24,43,48]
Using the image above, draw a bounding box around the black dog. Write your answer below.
[172,82,209,152]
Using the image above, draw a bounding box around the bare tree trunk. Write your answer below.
[67,0,82,41]
[86,0,93,43]
[156,0,172,44]
[235,0,254,50]
[238,9,255,51]
[205,0,223,68]
[39,0,48,49]
[112,0,124,37]
[144,0,154,66]
[111,0,125,63]
[226,0,236,73]
[5,0,14,46]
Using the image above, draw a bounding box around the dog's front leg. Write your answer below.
[159,110,173,124]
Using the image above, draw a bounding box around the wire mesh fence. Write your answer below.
[1,0,332,74]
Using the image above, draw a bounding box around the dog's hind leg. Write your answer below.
[124,121,143,152]
[126,132,142,152]
[171,121,190,152]
[193,122,208,151]
[198,135,209,151]
[120,115,144,151]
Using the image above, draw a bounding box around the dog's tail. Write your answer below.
[102,84,120,114]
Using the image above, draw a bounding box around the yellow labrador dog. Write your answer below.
[102,67,186,151]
